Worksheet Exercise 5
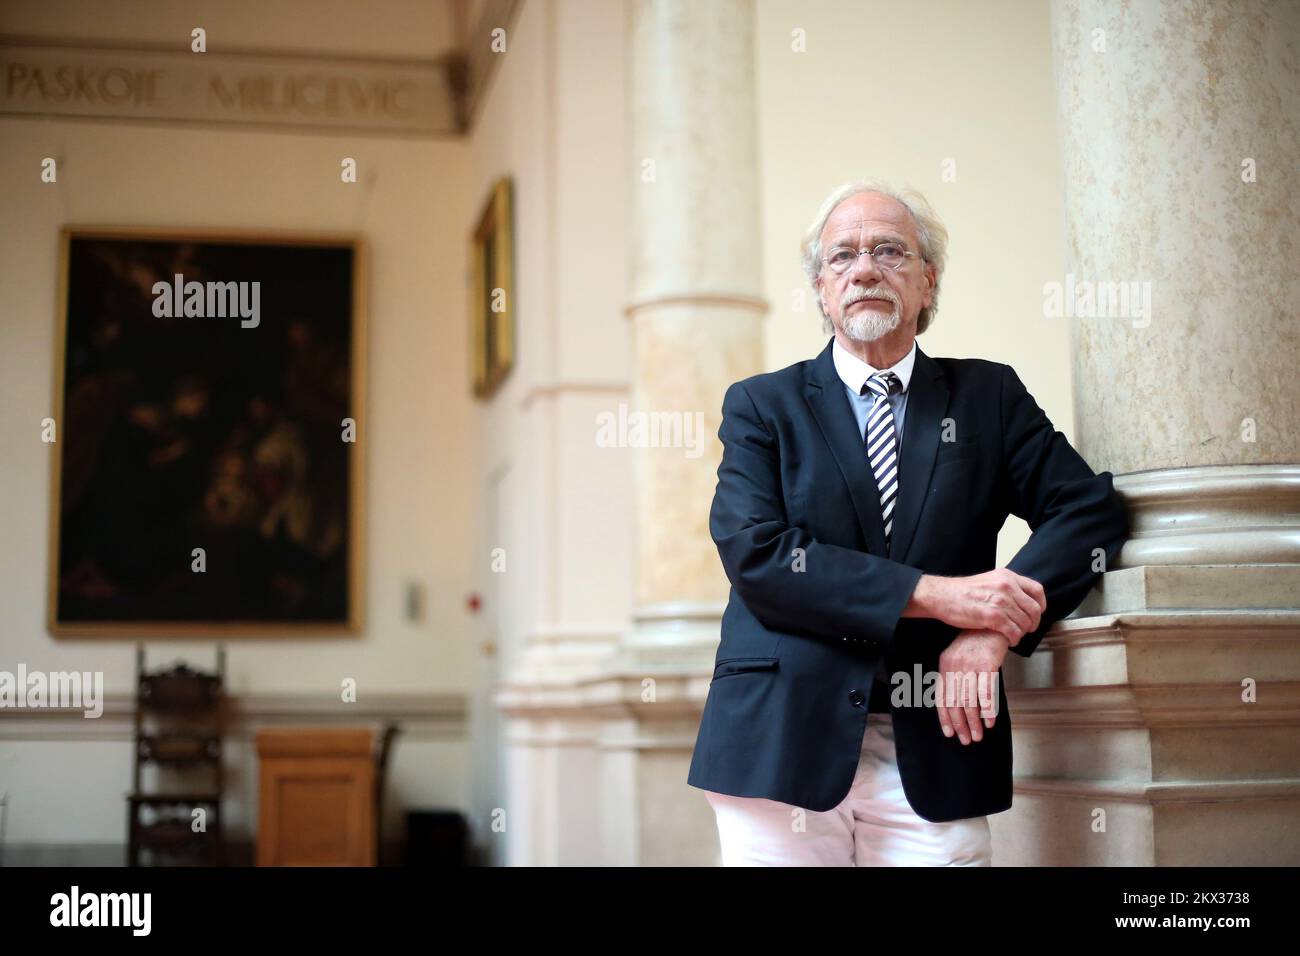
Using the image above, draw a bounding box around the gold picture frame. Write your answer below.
[470,177,515,399]
[48,226,367,637]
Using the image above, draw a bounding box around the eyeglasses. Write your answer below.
[821,241,919,276]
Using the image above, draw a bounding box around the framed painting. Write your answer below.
[48,227,366,636]
[470,177,515,399]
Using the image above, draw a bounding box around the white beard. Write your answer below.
[842,302,901,342]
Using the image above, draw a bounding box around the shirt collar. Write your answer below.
[832,336,917,396]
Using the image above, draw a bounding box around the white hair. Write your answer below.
[800,180,949,335]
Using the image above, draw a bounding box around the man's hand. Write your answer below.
[935,630,1009,745]
[903,569,1047,646]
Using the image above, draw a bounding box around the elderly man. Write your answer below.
[686,182,1129,866]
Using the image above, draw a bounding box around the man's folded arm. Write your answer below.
[709,381,923,651]
[999,364,1130,657]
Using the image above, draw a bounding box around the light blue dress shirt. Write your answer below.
[831,336,918,450]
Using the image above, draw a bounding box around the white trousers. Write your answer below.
[704,712,992,866]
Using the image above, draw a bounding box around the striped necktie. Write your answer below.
[862,371,903,550]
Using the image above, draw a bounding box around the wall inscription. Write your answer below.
[1,37,456,136]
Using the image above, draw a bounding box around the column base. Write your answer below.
[1000,563,1300,865]
[1114,465,1300,567]
[493,606,721,865]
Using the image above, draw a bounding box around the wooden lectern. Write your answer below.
[256,728,376,866]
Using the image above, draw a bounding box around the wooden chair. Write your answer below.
[127,645,226,866]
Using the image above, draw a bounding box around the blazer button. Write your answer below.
[849,689,866,707]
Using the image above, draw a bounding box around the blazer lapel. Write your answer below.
[888,343,949,564]
[805,340,888,555]
[803,338,951,563]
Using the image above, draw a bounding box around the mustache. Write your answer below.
[842,286,901,310]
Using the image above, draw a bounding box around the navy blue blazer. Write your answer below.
[687,337,1129,822]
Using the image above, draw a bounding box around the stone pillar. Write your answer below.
[621,0,767,668]
[995,0,1300,865]
[496,0,766,867]
[589,0,767,865]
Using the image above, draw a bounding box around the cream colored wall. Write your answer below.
[466,0,632,643]
[0,5,477,847]
[755,0,1073,562]
[463,0,632,865]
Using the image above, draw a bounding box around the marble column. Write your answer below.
[620,0,767,666]
[496,0,766,866]
[995,0,1300,865]
[599,0,767,863]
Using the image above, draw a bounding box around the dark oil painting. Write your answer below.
[51,231,363,633]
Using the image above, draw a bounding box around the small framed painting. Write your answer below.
[470,177,515,399]
[48,227,367,636]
